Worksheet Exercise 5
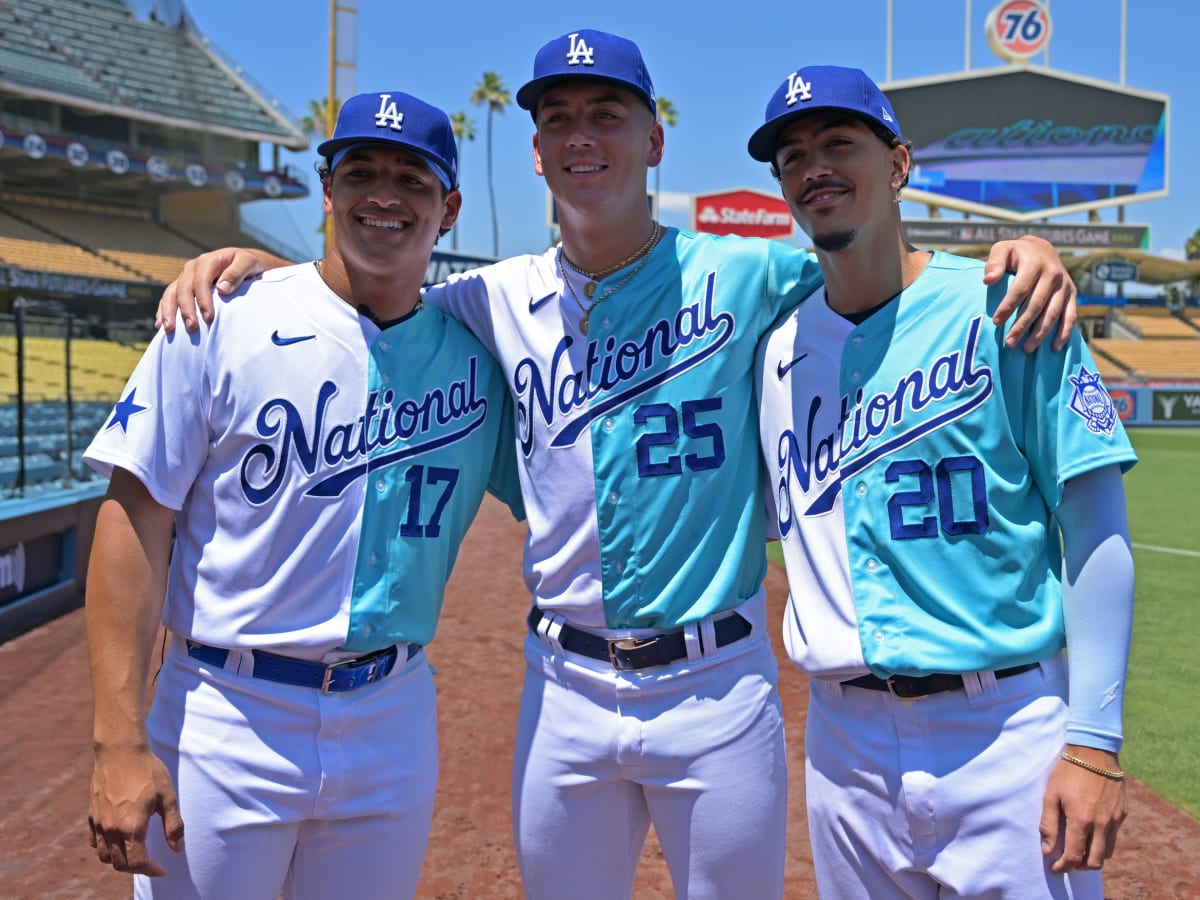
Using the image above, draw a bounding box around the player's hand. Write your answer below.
[1039,745,1127,873]
[155,247,273,334]
[982,234,1077,353]
[88,743,184,876]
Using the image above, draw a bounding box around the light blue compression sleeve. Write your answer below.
[1056,464,1135,752]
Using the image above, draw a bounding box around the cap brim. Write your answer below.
[747,108,898,162]
[516,74,654,116]
[318,138,455,189]
[747,116,796,163]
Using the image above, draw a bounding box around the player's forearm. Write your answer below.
[1056,465,1135,752]
[85,472,175,748]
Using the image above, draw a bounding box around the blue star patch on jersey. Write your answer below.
[105,388,149,433]
[1067,365,1117,435]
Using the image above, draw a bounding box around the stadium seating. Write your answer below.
[1114,306,1200,339]
[0,205,199,284]
[0,235,137,281]
[0,400,111,493]
[0,334,145,402]
[4,0,294,138]
[1090,338,1200,381]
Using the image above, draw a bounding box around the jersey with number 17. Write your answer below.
[85,263,523,657]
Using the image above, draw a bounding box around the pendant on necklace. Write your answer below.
[583,281,598,299]
[580,316,590,335]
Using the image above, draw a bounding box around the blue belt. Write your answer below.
[185,640,421,693]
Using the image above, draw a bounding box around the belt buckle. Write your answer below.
[321,655,371,694]
[885,677,929,701]
[608,635,658,670]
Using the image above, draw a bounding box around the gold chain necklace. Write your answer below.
[561,221,662,299]
[557,223,662,335]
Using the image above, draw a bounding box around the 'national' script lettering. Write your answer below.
[774,317,993,535]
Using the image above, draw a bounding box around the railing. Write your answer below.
[0,305,122,498]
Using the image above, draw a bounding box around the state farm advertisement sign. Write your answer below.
[692,188,794,239]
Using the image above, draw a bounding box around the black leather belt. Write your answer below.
[186,640,421,693]
[842,662,1040,700]
[527,608,752,671]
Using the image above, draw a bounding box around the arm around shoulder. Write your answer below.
[156,247,292,333]
[982,235,1077,353]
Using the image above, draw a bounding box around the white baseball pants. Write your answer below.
[134,639,438,900]
[512,602,788,900]
[805,653,1103,899]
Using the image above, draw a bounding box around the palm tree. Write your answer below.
[298,97,341,255]
[449,111,477,251]
[298,97,340,139]
[469,71,511,257]
[654,96,679,220]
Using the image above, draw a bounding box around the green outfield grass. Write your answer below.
[765,426,1200,817]
[1121,427,1200,818]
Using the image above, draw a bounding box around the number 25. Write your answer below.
[634,399,726,478]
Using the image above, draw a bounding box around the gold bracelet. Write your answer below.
[1060,751,1126,781]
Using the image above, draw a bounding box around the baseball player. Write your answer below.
[152,31,1080,899]
[749,65,1137,898]
[83,90,522,899]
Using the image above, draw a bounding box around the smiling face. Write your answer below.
[772,112,908,254]
[323,144,460,276]
[531,81,663,220]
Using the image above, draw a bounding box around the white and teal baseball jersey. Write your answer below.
[85,262,522,657]
[757,250,1137,678]
[429,227,822,629]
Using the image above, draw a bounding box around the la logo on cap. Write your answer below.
[373,94,405,132]
[566,32,594,66]
[785,72,813,106]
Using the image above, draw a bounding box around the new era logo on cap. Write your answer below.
[747,65,903,163]
[317,90,458,189]
[516,29,656,119]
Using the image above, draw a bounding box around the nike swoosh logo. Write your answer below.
[777,353,808,379]
[272,331,316,346]
[529,291,556,314]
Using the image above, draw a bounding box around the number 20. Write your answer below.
[885,456,990,540]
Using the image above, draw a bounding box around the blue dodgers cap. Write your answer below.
[317,90,458,189]
[516,29,656,119]
[747,66,902,163]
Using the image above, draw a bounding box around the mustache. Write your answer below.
[797,179,851,204]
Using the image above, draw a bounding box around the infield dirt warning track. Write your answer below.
[2,495,1197,899]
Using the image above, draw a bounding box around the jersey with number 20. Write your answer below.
[757,251,1137,679]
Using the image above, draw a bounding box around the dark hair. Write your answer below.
[767,116,914,192]
[316,158,454,238]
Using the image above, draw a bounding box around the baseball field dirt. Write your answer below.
[1,495,1197,898]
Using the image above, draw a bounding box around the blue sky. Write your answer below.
[169,0,1196,266]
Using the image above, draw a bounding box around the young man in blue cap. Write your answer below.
[83,90,522,899]
[153,30,1080,899]
[750,65,1136,898]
